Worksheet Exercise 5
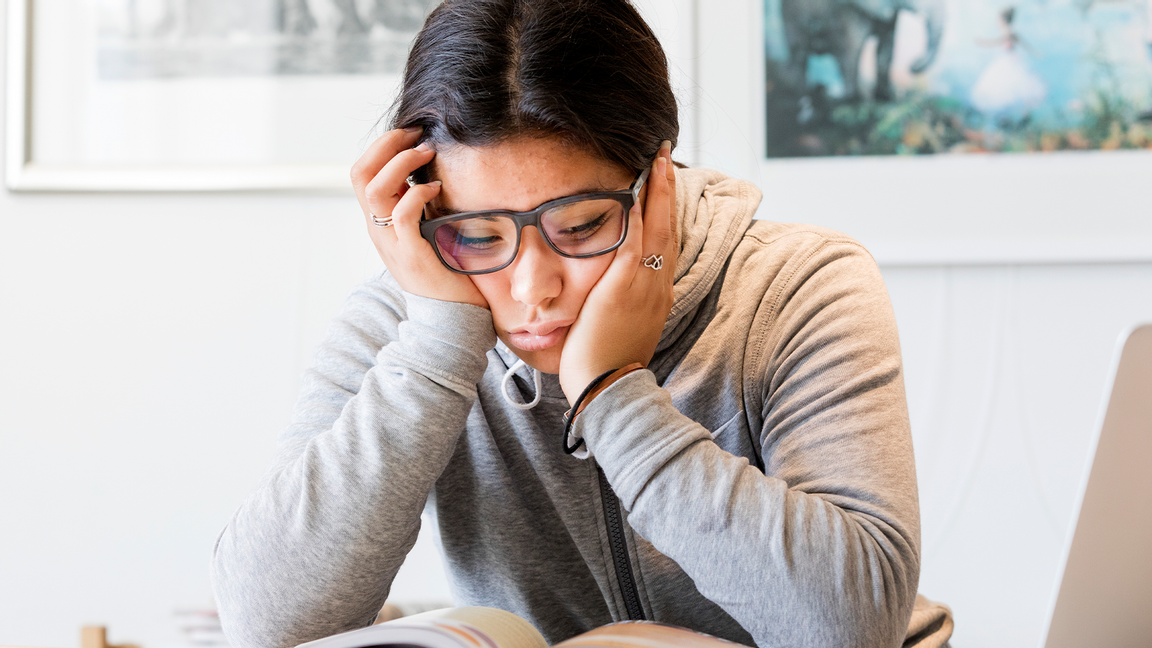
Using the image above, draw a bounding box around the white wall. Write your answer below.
[4,2,1152,648]
[1,3,452,642]
[0,184,457,648]
[887,263,1152,647]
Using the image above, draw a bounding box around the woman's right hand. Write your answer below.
[351,127,489,310]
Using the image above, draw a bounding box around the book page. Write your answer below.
[405,607,548,648]
[296,621,471,648]
[295,607,546,648]
[555,622,745,648]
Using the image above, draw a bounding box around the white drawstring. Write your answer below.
[501,359,542,410]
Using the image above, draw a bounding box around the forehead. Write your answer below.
[428,138,632,213]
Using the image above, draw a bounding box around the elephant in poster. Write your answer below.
[779,0,945,101]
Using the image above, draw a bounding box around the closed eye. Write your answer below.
[558,211,611,240]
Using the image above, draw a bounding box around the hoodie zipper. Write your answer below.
[597,465,646,620]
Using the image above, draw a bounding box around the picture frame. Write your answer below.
[691,0,1152,265]
[5,0,429,192]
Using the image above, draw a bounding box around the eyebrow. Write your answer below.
[431,184,621,217]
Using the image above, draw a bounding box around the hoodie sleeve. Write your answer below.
[574,236,920,648]
[210,273,496,648]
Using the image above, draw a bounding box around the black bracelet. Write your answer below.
[561,368,620,455]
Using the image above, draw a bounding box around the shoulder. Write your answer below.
[726,221,883,311]
[322,270,410,350]
[675,167,876,293]
[740,220,872,263]
[341,269,408,324]
[296,270,408,398]
[720,221,898,383]
[308,269,495,391]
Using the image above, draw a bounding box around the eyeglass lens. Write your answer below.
[431,198,627,273]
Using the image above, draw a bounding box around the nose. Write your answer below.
[507,227,562,307]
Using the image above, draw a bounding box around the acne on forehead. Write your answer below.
[428,138,632,213]
[436,139,592,174]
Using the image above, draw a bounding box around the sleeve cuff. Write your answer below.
[573,370,711,509]
[377,292,496,394]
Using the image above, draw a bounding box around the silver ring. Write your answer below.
[642,254,663,270]
[371,213,394,228]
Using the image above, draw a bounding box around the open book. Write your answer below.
[296,607,747,648]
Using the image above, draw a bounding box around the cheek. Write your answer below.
[470,274,514,322]
[471,254,614,326]
[559,256,612,303]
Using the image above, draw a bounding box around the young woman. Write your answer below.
[211,2,953,647]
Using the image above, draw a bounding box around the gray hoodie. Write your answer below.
[211,167,953,648]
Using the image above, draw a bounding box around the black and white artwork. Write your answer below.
[96,0,438,78]
[9,0,437,188]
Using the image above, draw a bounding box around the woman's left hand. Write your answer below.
[558,143,677,404]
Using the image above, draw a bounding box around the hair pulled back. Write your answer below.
[392,0,679,177]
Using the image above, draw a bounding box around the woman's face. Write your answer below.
[428,137,637,375]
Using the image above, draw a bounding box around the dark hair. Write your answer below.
[391,0,678,180]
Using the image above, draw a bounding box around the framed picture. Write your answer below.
[5,0,436,192]
[692,0,1152,264]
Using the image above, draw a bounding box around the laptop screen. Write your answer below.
[1040,323,1152,648]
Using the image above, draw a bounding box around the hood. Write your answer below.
[659,166,763,352]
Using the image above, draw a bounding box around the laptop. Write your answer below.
[1039,323,1152,648]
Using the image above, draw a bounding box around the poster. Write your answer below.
[764,0,1152,157]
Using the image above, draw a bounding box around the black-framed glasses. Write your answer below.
[419,167,650,275]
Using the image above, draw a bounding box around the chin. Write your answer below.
[525,355,562,376]
[512,348,562,376]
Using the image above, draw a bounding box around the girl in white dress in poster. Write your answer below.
[970,7,1048,118]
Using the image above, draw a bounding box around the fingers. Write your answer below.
[662,141,678,252]
[603,149,673,286]
[641,152,674,261]
[356,130,442,266]
[362,143,435,222]
[350,126,421,189]
[390,180,442,248]
[352,128,435,223]
[620,197,647,265]
[368,177,441,269]
[349,127,487,309]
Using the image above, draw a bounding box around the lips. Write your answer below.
[506,320,574,352]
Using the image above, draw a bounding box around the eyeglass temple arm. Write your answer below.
[632,166,652,201]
